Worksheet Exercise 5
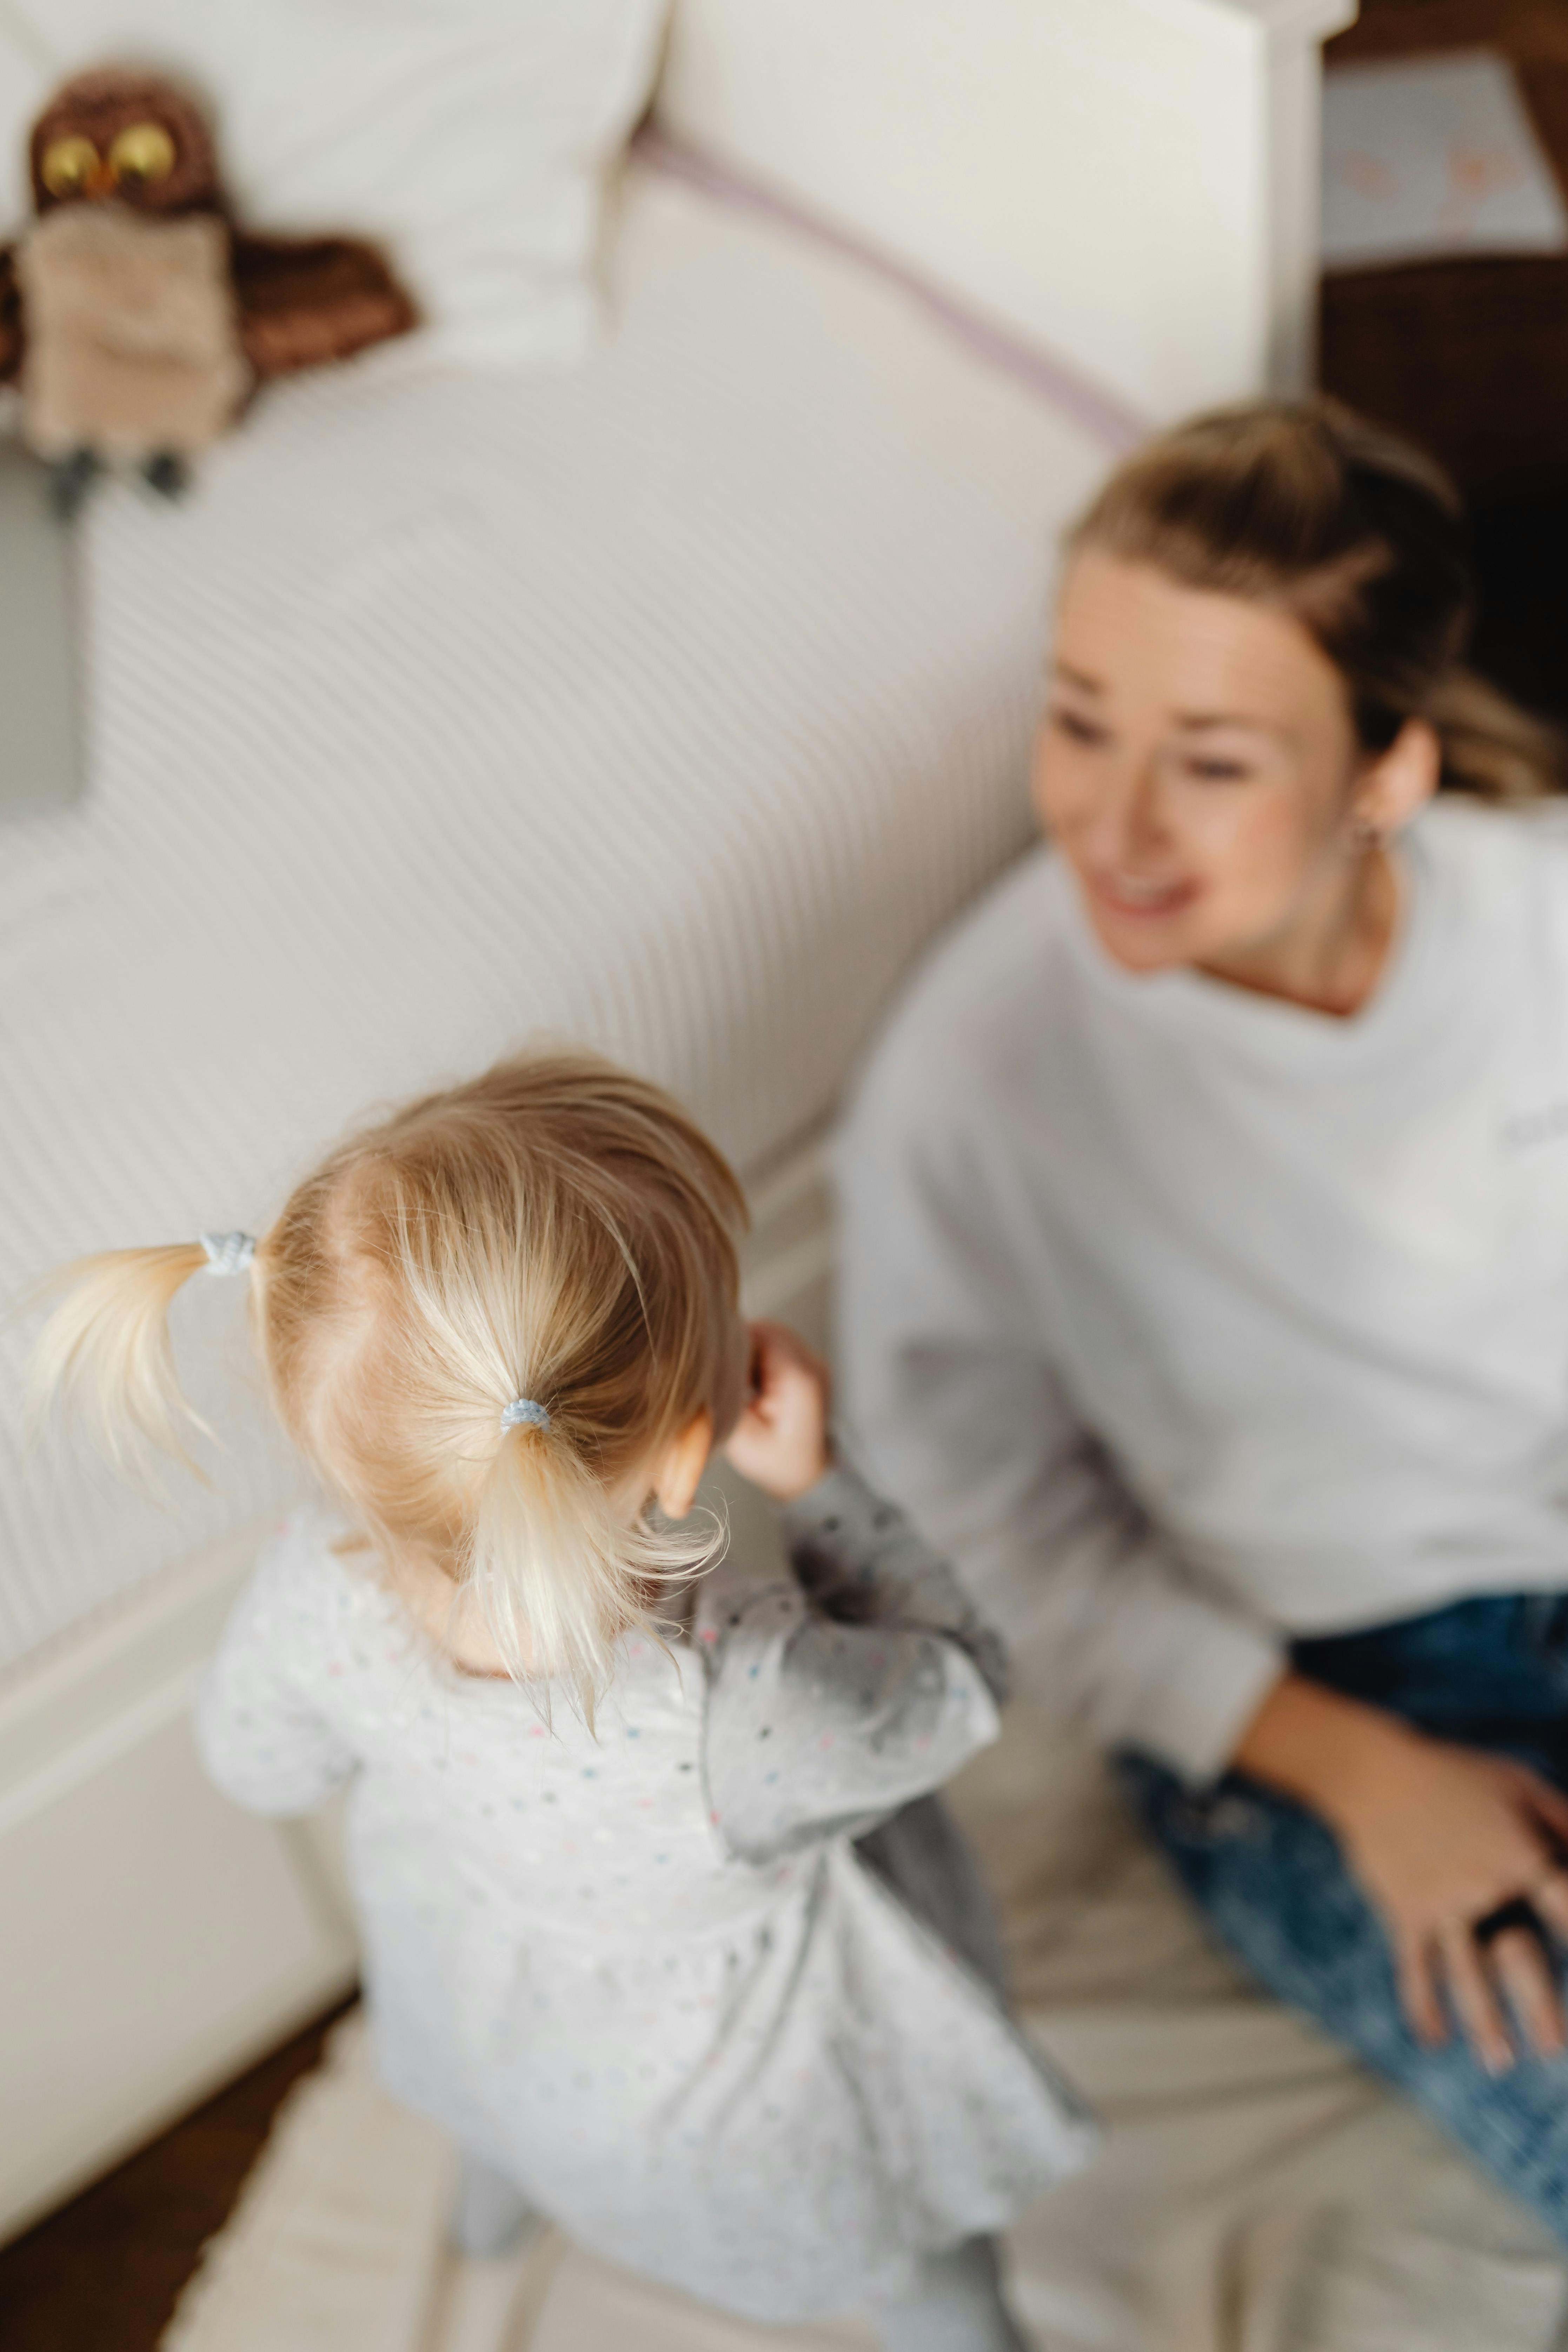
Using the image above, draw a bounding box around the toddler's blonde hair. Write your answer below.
[33,1052,749,1710]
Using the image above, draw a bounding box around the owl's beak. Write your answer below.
[85,158,118,200]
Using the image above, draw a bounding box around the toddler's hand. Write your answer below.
[724,1322,831,1501]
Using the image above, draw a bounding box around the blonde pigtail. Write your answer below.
[29,1238,243,1474]
[466,1412,723,1728]
[32,1056,745,1727]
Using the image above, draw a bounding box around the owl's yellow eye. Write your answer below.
[40,135,99,198]
[108,121,176,186]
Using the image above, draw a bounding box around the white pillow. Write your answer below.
[0,0,669,365]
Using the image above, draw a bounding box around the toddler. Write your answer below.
[35,1052,1093,2346]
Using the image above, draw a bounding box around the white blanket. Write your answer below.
[0,159,1111,1676]
[160,1707,1567,2352]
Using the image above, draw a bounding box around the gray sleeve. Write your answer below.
[780,1461,1010,1704]
[699,1465,1003,1866]
[834,1079,1282,1786]
[194,1535,358,1818]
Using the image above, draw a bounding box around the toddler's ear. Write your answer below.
[652,1408,713,1523]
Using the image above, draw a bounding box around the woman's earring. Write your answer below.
[1348,812,1381,852]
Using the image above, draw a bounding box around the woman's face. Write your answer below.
[1033,550,1376,976]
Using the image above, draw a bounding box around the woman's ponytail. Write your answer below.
[30,1240,238,1471]
[1426,667,1562,805]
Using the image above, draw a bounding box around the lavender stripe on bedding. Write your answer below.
[635,126,1149,455]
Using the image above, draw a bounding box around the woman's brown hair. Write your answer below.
[1069,397,1560,803]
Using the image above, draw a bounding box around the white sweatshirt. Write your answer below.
[837,800,1568,1782]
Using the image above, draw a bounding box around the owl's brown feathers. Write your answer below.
[0,65,416,425]
[30,69,220,220]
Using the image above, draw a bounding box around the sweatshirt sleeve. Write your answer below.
[698,1462,1003,1866]
[194,1526,359,1817]
[833,1074,1282,1786]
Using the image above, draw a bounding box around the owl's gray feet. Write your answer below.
[48,446,100,520]
[142,450,190,501]
[448,2152,539,2259]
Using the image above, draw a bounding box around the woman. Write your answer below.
[837,399,1568,2240]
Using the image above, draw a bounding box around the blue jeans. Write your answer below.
[1118,1593,1568,2246]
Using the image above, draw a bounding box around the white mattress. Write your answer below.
[0,158,1113,1677]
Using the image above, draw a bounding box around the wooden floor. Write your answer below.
[0,2004,351,2352]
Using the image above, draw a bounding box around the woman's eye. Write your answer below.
[1051,709,1107,748]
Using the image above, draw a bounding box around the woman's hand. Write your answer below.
[1236,1673,1568,2071]
[723,1321,832,1502]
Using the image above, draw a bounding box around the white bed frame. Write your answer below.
[657,0,1357,423]
[0,0,1354,2247]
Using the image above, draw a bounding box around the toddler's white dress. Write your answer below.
[196,1466,1095,2324]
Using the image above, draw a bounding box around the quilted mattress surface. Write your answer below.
[0,159,1113,1675]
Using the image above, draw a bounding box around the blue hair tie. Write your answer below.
[200,1231,256,1277]
[501,1397,551,1433]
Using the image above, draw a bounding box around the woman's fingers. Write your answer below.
[1436,1917,1514,2074]
[1395,1931,1447,2048]
[1527,1866,1568,1944]
[1489,1926,1567,2060]
[1501,1770,1568,1938]
[1516,1765,1568,1854]
[1516,1779,1568,1942]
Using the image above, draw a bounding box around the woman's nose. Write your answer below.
[1080,754,1168,866]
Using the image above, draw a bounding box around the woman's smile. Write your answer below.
[1032,551,1440,1007]
[1085,868,1200,920]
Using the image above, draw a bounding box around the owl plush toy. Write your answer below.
[0,67,417,513]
